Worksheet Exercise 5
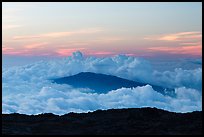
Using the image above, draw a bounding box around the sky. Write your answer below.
[2,2,202,58]
[2,2,202,115]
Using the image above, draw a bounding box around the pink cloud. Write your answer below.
[3,43,49,56]
[2,46,30,55]
[24,42,48,49]
[2,46,14,52]
[2,46,24,55]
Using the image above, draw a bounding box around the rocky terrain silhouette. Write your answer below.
[2,107,202,135]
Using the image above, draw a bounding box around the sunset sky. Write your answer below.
[2,2,202,57]
[2,2,203,115]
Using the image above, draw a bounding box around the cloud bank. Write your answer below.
[2,51,202,115]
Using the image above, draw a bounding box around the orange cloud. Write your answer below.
[145,31,202,41]
[148,45,202,56]
[92,51,114,55]
[86,51,115,56]
[180,42,201,46]
[145,31,202,56]
[3,43,49,56]
[24,42,48,49]
[13,28,104,40]
[125,53,135,56]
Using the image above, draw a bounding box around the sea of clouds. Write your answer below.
[2,51,202,115]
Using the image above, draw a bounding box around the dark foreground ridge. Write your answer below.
[2,107,202,135]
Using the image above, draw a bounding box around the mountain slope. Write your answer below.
[52,72,174,96]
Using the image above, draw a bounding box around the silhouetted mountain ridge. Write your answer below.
[2,107,202,135]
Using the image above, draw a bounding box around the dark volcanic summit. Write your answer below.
[52,72,174,96]
[2,107,202,135]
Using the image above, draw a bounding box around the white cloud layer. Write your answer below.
[2,51,202,115]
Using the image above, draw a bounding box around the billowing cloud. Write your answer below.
[2,51,202,115]
[2,85,202,115]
